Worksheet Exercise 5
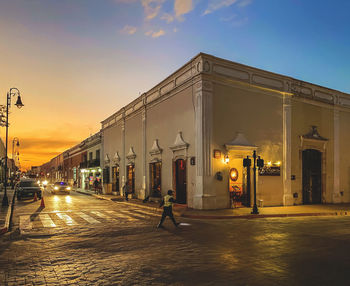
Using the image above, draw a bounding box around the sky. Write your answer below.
[0,0,349,170]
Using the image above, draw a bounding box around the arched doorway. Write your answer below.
[112,165,120,194]
[127,164,135,194]
[174,159,187,204]
[302,149,322,204]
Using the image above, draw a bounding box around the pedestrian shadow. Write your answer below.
[30,206,45,221]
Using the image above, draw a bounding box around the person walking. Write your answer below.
[93,178,99,194]
[123,181,130,201]
[157,190,180,228]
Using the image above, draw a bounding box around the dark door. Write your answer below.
[174,159,187,204]
[112,165,120,193]
[127,165,135,193]
[302,149,322,204]
[150,162,161,197]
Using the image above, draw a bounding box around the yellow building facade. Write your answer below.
[101,53,350,209]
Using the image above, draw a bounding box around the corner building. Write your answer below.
[101,53,350,210]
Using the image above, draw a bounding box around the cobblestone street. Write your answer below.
[1,190,350,285]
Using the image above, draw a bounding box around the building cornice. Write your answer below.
[101,52,350,131]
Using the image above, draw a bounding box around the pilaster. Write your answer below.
[142,105,147,198]
[333,109,341,203]
[193,79,213,209]
[283,95,293,205]
[121,113,126,194]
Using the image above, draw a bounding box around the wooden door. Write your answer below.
[174,159,187,204]
[302,149,322,204]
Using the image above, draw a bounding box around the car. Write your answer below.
[52,181,71,194]
[16,179,42,200]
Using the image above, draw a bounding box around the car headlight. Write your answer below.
[43,180,48,186]
[54,186,59,190]
[66,187,71,190]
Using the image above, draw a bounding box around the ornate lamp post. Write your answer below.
[1,88,24,207]
[243,150,264,215]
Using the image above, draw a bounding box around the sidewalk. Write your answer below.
[75,188,350,219]
[0,189,15,234]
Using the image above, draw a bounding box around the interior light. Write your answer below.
[224,155,229,164]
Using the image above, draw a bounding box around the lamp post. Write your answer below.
[251,150,264,215]
[1,88,24,207]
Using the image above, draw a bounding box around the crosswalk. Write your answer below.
[19,208,160,232]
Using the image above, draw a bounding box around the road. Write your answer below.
[1,188,350,285]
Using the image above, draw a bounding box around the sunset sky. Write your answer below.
[1,0,349,170]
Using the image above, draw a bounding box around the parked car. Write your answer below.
[16,179,42,200]
[52,181,71,194]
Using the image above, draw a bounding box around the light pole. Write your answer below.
[1,88,24,207]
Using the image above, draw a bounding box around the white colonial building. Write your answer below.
[101,53,350,210]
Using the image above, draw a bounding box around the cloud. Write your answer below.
[161,13,175,23]
[237,0,251,7]
[174,0,193,20]
[203,0,238,15]
[120,25,137,35]
[141,0,165,20]
[145,29,166,38]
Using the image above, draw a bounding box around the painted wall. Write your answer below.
[291,100,334,204]
[339,110,350,202]
[212,83,283,207]
[146,85,196,206]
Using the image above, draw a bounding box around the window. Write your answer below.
[89,152,93,161]
[96,149,100,161]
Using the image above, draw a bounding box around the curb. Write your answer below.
[0,191,15,235]
[182,211,350,219]
[75,190,350,220]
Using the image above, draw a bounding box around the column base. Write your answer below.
[332,192,341,203]
[283,193,294,206]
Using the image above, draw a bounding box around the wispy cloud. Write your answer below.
[203,0,238,15]
[238,0,251,7]
[141,0,165,20]
[145,29,166,38]
[161,13,175,23]
[174,0,193,21]
[120,25,137,35]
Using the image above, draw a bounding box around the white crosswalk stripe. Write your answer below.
[19,208,158,232]
[39,214,56,227]
[76,211,101,224]
[56,213,76,225]
[105,210,137,221]
[90,210,115,221]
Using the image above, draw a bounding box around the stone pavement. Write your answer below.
[0,189,15,234]
[74,188,350,219]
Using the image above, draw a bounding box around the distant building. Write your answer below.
[101,53,350,209]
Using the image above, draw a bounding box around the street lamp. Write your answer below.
[2,88,24,207]
[243,150,264,215]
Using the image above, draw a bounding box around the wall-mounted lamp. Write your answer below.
[224,155,229,164]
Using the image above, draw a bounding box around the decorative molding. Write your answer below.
[149,139,163,156]
[101,52,350,131]
[113,152,120,164]
[225,132,256,151]
[301,126,328,141]
[104,154,110,165]
[169,132,189,152]
[126,147,136,160]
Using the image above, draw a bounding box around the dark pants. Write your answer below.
[158,206,177,226]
